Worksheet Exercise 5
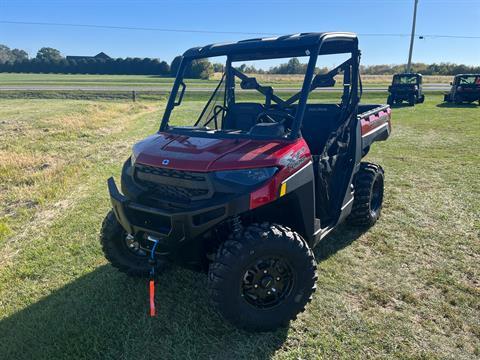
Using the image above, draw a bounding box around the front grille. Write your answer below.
[150,183,210,201]
[135,164,212,203]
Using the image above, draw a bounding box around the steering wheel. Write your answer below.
[256,109,294,126]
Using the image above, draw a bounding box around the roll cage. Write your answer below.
[392,73,422,85]
[454,74,480,85]
[160,32,361,140]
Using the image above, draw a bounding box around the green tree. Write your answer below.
[188,59,213,79]
[212,63,225,73]
[269,58,307,74]
[170,56,182,76]
[36,47,63,62]
[0,44,13,63]
[11,49,28,61]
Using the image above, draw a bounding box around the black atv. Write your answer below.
[387,73,425,106]
[444,74,480,105]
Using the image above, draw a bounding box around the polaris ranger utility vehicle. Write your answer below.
[387,73,425,106]
[444,74,480,105]
[101,32,391,331]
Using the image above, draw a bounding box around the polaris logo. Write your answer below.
[162,159,170,166]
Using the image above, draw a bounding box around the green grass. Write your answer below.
[0,95,479,359]
[0,73,453,88]
[0,73,217,87]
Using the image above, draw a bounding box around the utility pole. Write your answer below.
[406,0,419,73]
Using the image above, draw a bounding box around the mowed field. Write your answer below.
[0,94,479,359]
[0,72,453,89]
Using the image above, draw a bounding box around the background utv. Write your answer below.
[387,73,425,106]
[443,74,480,105]
[101,32,392,331]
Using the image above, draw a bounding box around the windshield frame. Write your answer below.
[393,74,419,85]
[457,75,480,85]
[160,41,360,140]
[160,49,319,139]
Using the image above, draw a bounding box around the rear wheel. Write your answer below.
[100,210,166,277]
[208,223,317,331]
[418,94,425,103]
[347,162,384,227]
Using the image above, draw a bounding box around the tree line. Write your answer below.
[0,45,173,76]
[360,62,480,76]
[233,58,480,76]
[1,44,478,78]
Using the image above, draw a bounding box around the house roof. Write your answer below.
[94,52,110,59]
[66,52,111,60]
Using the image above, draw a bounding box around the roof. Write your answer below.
[394,73,422,77]
[94,52,111,59]
[66,52,111,60]
[183,32,358,61]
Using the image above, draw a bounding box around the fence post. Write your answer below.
[132,90,137,102]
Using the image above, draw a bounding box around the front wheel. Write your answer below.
[347,162,384,227]
[100,210,166,277]
[208,223,317,331]
[387,95,393,106]
[408,94,415,106]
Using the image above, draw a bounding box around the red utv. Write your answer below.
[101,32,392,331]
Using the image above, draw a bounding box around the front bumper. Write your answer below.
[108,177,250,254]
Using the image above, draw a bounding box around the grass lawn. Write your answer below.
[0,73,217,88]
[0,95,478,359]
[0,73,453,89]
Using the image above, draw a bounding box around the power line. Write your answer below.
[0,20,275,36]
[1,20,479,39]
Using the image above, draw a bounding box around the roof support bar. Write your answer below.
[231,68,287,107]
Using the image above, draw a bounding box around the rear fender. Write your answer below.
[360,106,391,151]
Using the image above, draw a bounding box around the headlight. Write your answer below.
[214,167,278,186]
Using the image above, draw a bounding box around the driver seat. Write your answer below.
[223,103,264,131]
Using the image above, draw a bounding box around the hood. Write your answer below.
[132,132,299,172]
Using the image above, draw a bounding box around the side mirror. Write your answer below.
[311,74,336,88]
[174,82,186,106]
[240,77,259,90]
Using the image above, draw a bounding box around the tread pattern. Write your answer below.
[347,162,384,227]
[100,210,165,277]
[408,94,416,106]
[208,222,317,331]
[387,95,393,106]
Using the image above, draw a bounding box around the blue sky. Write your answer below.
[1,0,479,68]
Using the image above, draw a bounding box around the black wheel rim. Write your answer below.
[370,176,383,216]
[241,257,294,309]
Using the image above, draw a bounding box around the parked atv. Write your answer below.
[101,32,392,331]
[387,73,425,106]
[444,74,480,105]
